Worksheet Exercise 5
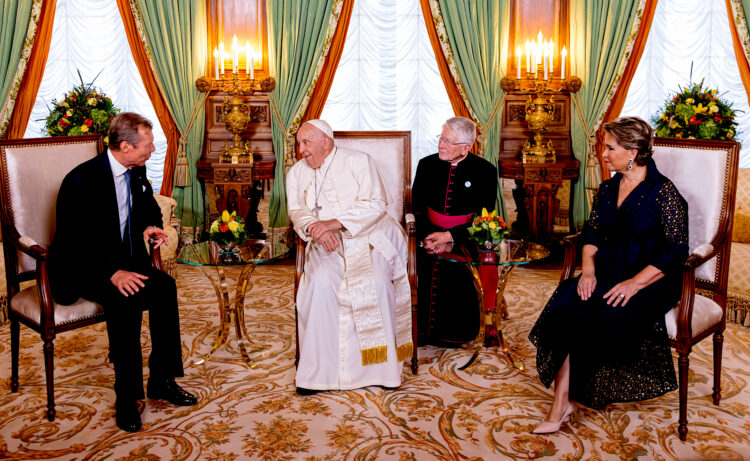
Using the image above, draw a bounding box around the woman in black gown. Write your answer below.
[528,117,689,434]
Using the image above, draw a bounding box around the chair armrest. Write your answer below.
[560,233,580,283]
[294,235,305,297]
[684,243,715,269]
[405,213,417,306]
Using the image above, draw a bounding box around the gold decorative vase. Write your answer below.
[522,88,556,163]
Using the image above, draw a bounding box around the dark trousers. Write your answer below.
[82,266,184,402]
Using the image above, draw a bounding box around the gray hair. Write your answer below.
[444,116,476,145]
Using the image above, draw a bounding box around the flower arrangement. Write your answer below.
[209,210,246,246]
[44,72,119,145]
[652,79,738,141]
[467,208,510,247]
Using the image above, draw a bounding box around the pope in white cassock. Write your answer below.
[287,119,412,394]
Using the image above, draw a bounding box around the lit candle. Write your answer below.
[246,40,251,75]
[516,46,522,79]
[525,40,531,73]
[232,35,238,73]
[549,40,554,74]
[250,56,254,80]
[561,46,567,79]
[213,48,219,79]
[537,30,543,65]
[543,45,548,80]
[219,42,225,75]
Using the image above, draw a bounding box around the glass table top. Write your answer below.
[435,239,550,266]
[177,233,290,266]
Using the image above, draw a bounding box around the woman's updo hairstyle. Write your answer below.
[602,116,654,166]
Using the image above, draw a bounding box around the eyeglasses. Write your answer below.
[436,135,469,146]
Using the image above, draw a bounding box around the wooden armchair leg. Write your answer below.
[43,339,56,421]
[10,318,19,392]
[713,331,724,406]
[411,305,418,375]
[678,352,689,441]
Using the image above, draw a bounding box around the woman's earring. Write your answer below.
[628,158,633,170]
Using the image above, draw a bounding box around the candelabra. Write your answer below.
[215,74,276,164]
[501,73,582,164]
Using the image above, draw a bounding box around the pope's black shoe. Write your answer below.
[115,399,141,432]
[296,387,322,396]
[146,378,198,406]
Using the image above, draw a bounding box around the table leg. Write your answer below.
[457,248,524,371]
[192,264,265,368]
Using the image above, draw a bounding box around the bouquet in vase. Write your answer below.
[209,210,246,251]
[467,208,510,249]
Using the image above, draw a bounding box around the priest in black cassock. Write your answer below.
[412,116,498,347]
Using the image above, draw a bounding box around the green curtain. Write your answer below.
[136,0,207,231]
[569,0,642,228]
[436,0,511,218]
[0,0,34,137]
[267,0,336,228]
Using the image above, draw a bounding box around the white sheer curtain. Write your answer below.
[24,0,167,191]
[622,0,750,167]
[320,0,453,179]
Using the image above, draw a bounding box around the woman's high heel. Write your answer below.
[532,401,576,434]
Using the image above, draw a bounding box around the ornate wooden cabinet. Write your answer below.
[498,91,579,242]
[198,90,276,234]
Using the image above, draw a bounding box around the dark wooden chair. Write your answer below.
[293,131,419,374]
[0,135,164,421]
[559,137,739,441]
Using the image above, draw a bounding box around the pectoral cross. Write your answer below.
[312,203,322,218]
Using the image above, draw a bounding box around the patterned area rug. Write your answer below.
[1,263,750,460]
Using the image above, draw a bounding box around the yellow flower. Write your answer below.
[685,98,694,104]
[66,109,73,117]
[490,209,497,217]
[210,221,219,232]
[228,221,239,232]
[103,136,109,144]
[221,210,230,222]
[87,97,97,106]
[669,119,680,129]
[481,208,489,218]
[489,221,497,229]
[80,124,89,133]
[693,103,708,115]
[709,104,719,113]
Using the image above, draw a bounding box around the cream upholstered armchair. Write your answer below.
[0,135,164,422]
[293,131,419,374]
[152,193,179,276]
[560,137,738,441]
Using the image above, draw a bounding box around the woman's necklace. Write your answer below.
[312,146,338,218]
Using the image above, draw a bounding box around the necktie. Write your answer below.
[124,169,133,256]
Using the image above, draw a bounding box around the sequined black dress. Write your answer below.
[529,159,688,409]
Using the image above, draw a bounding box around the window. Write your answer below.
[24,0,168,191]
[320,0,453,178]
[621,0,750,166]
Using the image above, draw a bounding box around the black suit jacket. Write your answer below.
[50,152,162,304]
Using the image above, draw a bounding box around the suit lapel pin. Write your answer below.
[465,181,471,188]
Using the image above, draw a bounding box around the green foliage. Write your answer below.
[652,79,738,141]
[44,71,119,145]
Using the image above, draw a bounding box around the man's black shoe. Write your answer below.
[115,400,141,432]
[296,387,322,396]
[146,378,198,406]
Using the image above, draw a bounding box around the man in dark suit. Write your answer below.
[50,112,196,432]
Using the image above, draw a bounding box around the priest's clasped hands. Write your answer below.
[308,219,343,252]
